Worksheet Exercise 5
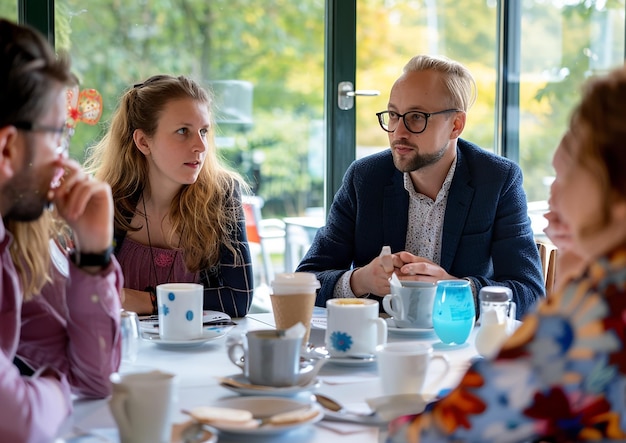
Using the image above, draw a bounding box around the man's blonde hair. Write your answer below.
[403,55,477,112]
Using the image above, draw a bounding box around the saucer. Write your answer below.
[327,354,377,366]
[307,346,376,366]
[432,341,470,351]
[220,373,321,397]
[141,328,227,348]
[139,310,234,332]
[207,396,323,436]
[366,393,431,422]
[386,318,437,337]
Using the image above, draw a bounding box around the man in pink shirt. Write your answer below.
[0,19,122,442]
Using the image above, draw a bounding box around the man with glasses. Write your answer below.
[297,54,544,318]
[0,19,122,441]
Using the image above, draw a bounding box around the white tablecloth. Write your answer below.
[57,310,479,442]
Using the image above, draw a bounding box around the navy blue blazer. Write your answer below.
[297,139,545,318]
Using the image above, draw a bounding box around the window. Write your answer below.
[55,0,326,222]
[9,0,626,270]
[354,0,625,207]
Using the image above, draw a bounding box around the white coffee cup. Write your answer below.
[108,370,177,443]
[156,283,203,340]
[383,281,437,328]
[325,298,387,358]
[376,342,450,396]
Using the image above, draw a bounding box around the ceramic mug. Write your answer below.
[376,342,449,396]
[156,283,203,340]
[325,298,387,357]
[108,370,177,443]
[227,329,307,387]
[382,281,437,328]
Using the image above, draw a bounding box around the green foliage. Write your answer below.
[50,0,626,215]
[0,4,17,22]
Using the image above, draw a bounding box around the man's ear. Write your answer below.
[450,111,466,140]
[133,129,151,156]
[0,126,21,181]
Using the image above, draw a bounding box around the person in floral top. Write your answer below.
[388,64,626,442]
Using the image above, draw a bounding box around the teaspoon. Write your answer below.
[313,393,376,416]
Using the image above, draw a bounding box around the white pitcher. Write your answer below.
[108,370,177,443]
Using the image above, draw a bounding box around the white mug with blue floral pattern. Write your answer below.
[325,298,387,358]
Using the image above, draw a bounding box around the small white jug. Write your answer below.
[108,370,177,443]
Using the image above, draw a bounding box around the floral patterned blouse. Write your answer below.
[388,245,626,442]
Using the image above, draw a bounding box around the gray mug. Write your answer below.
[227,330,302,387]
[383,281,437,328]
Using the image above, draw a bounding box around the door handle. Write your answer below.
[338,81,380,110]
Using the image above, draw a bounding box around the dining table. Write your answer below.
[56,308,481,443]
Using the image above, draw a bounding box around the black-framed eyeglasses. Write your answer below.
[376,109,461,134]
[13,121,74,157]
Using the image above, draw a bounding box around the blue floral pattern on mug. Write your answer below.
[160,304,170,316]
[185,310,194,321]
[168,292,176,301]
[330,331,353,352]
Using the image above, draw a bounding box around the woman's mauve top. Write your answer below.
[116,232,253,317]
[117,238,197,289]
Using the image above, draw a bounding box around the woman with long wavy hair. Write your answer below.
[84,74,253,317]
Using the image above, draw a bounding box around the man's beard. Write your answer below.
[391,140,448,172]
[3,169,49,222]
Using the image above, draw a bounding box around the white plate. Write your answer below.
[141,328,227,348]
[208,396,323,436]
[220,373,321,397]
[386,318,437,337]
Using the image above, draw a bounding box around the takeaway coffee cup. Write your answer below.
[270,272,320,346]
[383,280,437,328]
[325,298,387,358]
[156,283,203,340]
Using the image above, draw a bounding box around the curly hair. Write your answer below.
[568,65,626,230]
[83,74,247,271]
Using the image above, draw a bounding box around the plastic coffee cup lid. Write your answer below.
[271,272,320,292]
